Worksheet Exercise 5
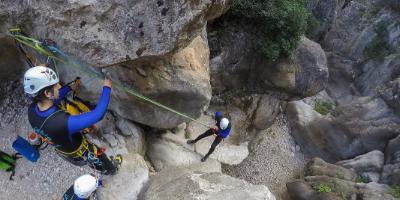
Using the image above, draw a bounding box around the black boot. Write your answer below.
[187,140,195,145]
[201,155,209,162]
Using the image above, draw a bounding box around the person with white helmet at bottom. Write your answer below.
[187,111,232,162]
[24,66,121,175]
[62,174,102,200]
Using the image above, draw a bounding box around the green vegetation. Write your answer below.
[314,101,334,115]
[220,88,248,105]
[335,170,344,179]
[355,175,368,183]
[364,21,393,61]
[315,183,332,193]
[339,191,347,200]
[390,185,400,198]
[230,0,311,61]
[306,14,320,36]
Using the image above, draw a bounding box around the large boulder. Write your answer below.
[258,36,329,98]
[306,158,358,182]
[287,176,358,200]
[286,97,400,161]
[146,130,221,172]
[209,16,328,99]
[333,97,400,155]
[356,182,397,200]
[288,179,396,200]
[97,154,149,200]
[1,0,228,66]
[1,1,229,129]
[336,150,384,182]
[286,101,349,161]
[251,94,283,130]
[59,34,212,129]
[115,117,146,155]
[142,166,276,200]
[209,93,283,136]
[287,158,396,200]
[381,163,400,185]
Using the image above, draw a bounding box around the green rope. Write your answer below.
[10,31,211,128]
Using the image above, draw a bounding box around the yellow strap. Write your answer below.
[55,136,89,156]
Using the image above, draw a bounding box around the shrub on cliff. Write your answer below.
[230,0,310,61]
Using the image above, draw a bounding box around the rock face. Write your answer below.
[208,17,328,99]
[287,158,396,200]
[58,34,212,129]
[286,101,345,161]
[0,0,228,66]
[306,0,346,41]
[142,166,276,200]
[381,164,400,185]
[259,37,329,98]
[385,134,400,165]
[0,1,229,129]
[286,97,400,161]
[0,37,25,82]
[306,158,358,182]
[97,154,149,200]
[314,0,400,106]
[380,78,400,116]
[336,150,384,182]
[115,117,146,155]
[146,130,222,172]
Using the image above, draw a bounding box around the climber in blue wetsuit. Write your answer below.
[24,66,121,175]
[187,111,231,162]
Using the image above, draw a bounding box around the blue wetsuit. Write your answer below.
[28,86,110,152]
[27,85,116,174]
[191,113,231,159]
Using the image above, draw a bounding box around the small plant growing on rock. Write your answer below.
[315,183,332,193]
[314,101,334,115]
[390,185,400,198]
[339,191,347,200]
[363,21,393,61]
[335,170,344,179]
[355,175,368,183]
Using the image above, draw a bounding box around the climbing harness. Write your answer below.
[9,28,212,129]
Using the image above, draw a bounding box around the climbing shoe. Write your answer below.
[201,155,208,162]
[187,140,195,145]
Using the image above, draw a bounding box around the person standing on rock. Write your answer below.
[187,111,231,162]
[62,174,102,200]
[24,66,121,175]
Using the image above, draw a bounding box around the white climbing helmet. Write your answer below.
[23,66,59,97]
[220,118,230,130]
[74,174,98,198]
